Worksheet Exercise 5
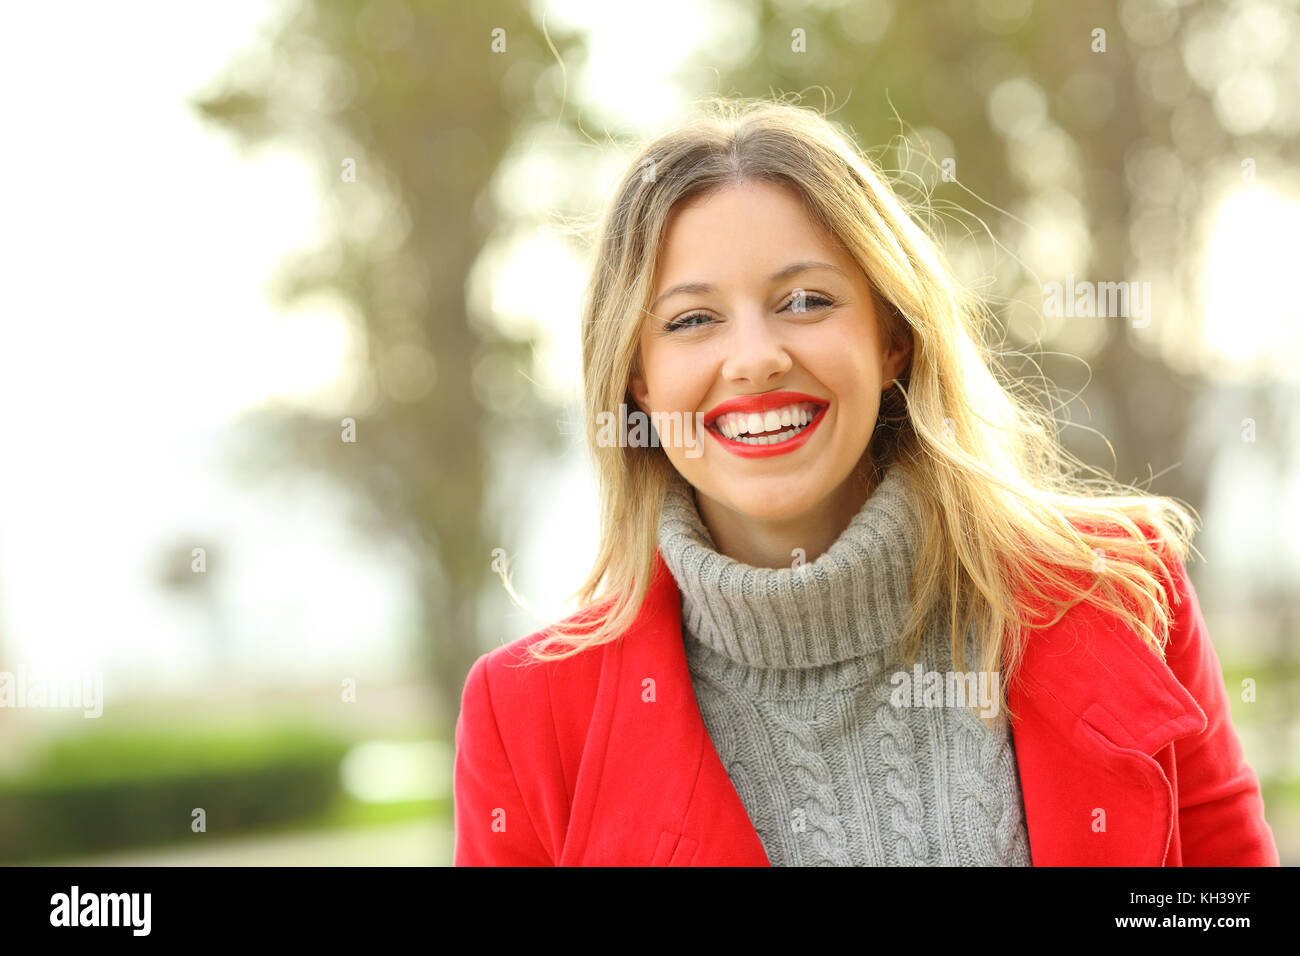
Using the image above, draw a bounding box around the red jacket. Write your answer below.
[453,545,1280,866]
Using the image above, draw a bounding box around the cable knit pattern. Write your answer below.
[772,698,851,866]
[657,466,1033,867]
[874,678,928,865]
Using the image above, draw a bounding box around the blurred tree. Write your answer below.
[192,0,585,728]
[703,0,1297,512]
[154,536,227,673]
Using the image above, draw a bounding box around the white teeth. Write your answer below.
[712,402,823,440]
[731,427,802,445]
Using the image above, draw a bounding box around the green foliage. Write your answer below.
[0,725,350,862]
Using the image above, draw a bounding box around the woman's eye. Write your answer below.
[783,293,834,313]
[665,312,712,332]
[665,294,833,333]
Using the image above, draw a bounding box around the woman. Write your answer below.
[452,97,1279,866]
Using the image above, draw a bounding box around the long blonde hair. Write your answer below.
[506,94,1198,724]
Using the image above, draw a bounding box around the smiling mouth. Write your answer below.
[707,401,827,446]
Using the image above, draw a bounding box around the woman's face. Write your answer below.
[630,179,911,532]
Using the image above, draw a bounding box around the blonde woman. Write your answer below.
[452,97,1279,867]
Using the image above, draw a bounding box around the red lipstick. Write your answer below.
[703,390,830,459]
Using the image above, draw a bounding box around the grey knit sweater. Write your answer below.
[655,466,1033,866]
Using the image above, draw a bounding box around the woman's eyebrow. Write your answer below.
[650,261,849,311]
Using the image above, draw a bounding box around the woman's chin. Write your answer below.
[704,485,825,524]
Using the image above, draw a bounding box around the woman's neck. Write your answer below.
[656,459,920,670]
[693,457,879,569]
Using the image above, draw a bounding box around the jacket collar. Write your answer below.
[1005,569,1206,754]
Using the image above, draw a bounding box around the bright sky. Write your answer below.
[1203,186,1300,371]
[0,3,406,690]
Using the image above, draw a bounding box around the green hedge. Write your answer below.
[0,725,352,862]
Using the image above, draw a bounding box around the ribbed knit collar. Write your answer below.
[656,467,922,670]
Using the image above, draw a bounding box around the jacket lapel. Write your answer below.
[1007,588,1207,865]
[562,551,769,865]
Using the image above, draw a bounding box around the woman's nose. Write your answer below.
[719,311,794,384]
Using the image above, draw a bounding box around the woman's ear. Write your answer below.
[883,329,913,386]
[629,368,649,414]
[870,287,913,386]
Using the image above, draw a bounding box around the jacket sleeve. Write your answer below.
[452,653,553,866]
[1160,548,1280,865]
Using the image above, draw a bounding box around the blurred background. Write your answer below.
[0,0,1295,865]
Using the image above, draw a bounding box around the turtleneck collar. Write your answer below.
[655,466,922,670]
